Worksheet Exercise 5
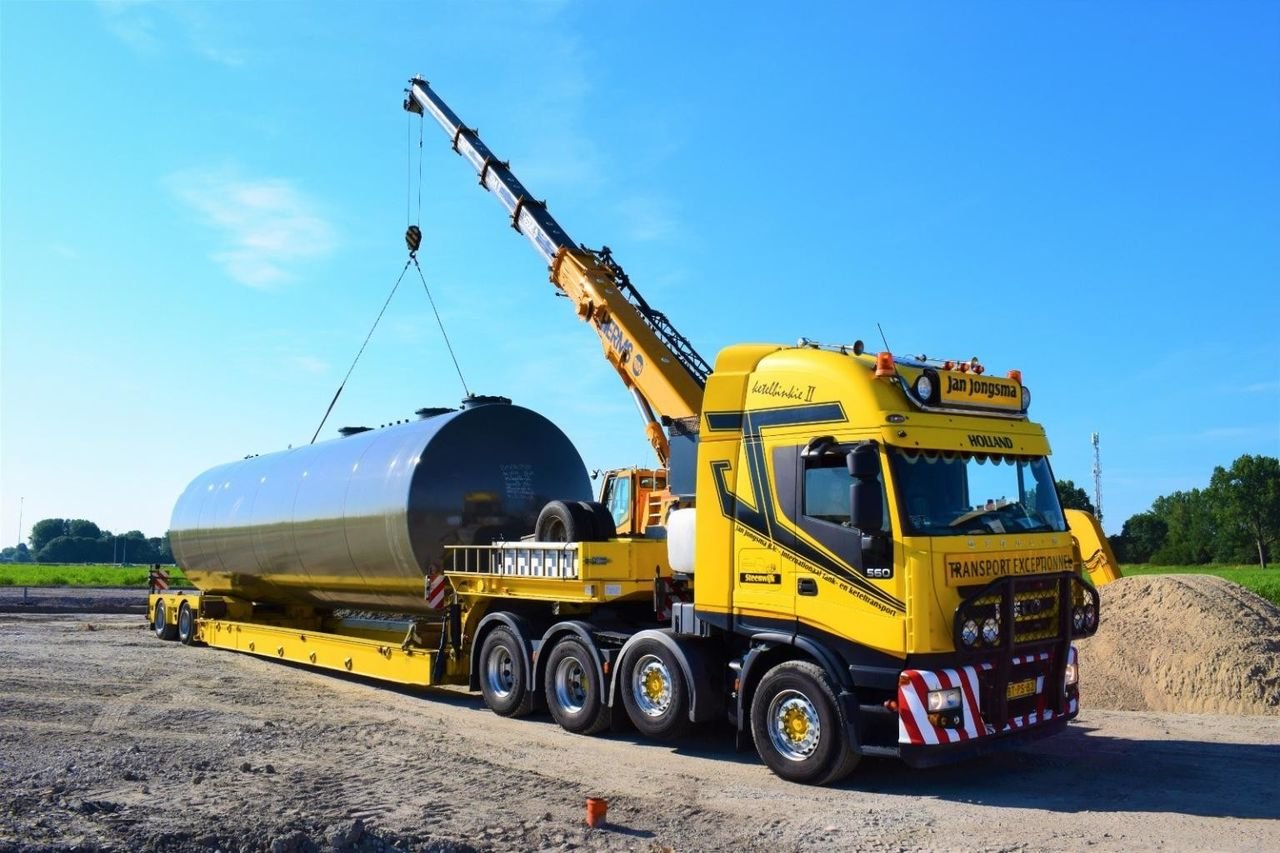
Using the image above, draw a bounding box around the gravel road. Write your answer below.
[2,612,1277,853]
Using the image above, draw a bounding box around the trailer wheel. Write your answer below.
[535,500,598,542]
[544,637,611,734]
[152,600,177,641]
[478,627,535,717]
[177,602,197,646]
[750,660,857,785]
[620,640,691,739]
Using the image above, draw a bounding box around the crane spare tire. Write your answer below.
[536,500,600,542]
[577,501,617,540]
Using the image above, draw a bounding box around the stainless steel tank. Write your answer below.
[169,400,591,613]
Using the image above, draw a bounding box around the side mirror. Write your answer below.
[851,479,883,533]
[846,443,879,480]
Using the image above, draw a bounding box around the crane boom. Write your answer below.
[404,77,709,464]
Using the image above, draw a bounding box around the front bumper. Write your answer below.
[895,645,1079,765]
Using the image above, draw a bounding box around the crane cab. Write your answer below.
[596,467,671,536]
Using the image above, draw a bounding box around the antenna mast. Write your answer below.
[1091,432,1103,523]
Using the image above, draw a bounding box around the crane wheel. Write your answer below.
[535,500,599,542]
[576,501,617,540]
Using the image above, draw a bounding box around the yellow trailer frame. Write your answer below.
[198,618,439,686]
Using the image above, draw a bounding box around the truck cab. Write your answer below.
[677,342,1097,774]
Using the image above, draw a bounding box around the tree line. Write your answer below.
[1058,453,1278,568]
[0,518,172,565]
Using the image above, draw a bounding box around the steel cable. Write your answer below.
[308,258,413,445]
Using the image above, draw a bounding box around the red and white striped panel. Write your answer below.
[897,646,1079,746]
[426,574,448,610]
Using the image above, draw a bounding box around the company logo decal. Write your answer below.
[941,373,1022,411]
[967,434,1015,449]
[944,551,1073,587]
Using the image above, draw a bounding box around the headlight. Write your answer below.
[982,617,1000,645]
[1084,603,1098,631]
[1021,386,1032,411]
[913,370,938,404]
[1072,605,1086,632]
[1064,661,1079,686]
[927,687,963,712]
[960,619,980,647]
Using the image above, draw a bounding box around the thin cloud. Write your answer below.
[288,355,329,376]
[97,0,160,52]
[1221,379,1280,394]
[1196,425,1278,441]
[97,0,249,67]
[615,196,679,243]
[167,168,337,288]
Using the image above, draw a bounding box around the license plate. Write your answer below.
[1007,678,1036,700]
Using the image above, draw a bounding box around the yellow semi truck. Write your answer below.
[148,77,1102,785]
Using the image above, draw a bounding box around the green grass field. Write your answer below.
[0,564,189,589]
[1121,564,1279,608]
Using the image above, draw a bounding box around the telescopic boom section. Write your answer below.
[404,77,709,464]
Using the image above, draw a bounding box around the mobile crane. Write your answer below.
[145,77,1106,788]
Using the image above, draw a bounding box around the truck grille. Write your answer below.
[953,572,1098,653]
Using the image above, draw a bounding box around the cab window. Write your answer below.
[605,475,631,528]
[802,456,891,534]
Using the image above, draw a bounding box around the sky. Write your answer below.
[1,1,1277,544]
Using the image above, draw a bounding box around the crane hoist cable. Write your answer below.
[308,257,413,445]
[411,250,470,399]
[310,113,468,444]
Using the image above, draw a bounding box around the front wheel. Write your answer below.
[749,660,858,785]
[620,640,691,739]
[544,637,611,735]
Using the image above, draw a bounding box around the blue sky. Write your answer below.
[2,1,1277,543]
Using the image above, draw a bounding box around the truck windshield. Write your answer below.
[888,448,1067,536]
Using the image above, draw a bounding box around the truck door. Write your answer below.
[792,442,893,636]
[731,440,797,627]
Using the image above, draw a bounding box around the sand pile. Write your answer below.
[1077,574,1280,715]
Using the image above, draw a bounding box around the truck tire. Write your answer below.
[544,637,611,735]
[535,500,596,542]
[749,660,858,785]
[152,600,177,641]
[177,601,197,646]
[478,627,535,717]
[620,639,692,739]
[576,501,618,540]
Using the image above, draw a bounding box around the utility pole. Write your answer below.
[1091,432,1103,525]
[17,497,23,548]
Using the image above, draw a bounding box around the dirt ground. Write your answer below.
[2,611,1278,853]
